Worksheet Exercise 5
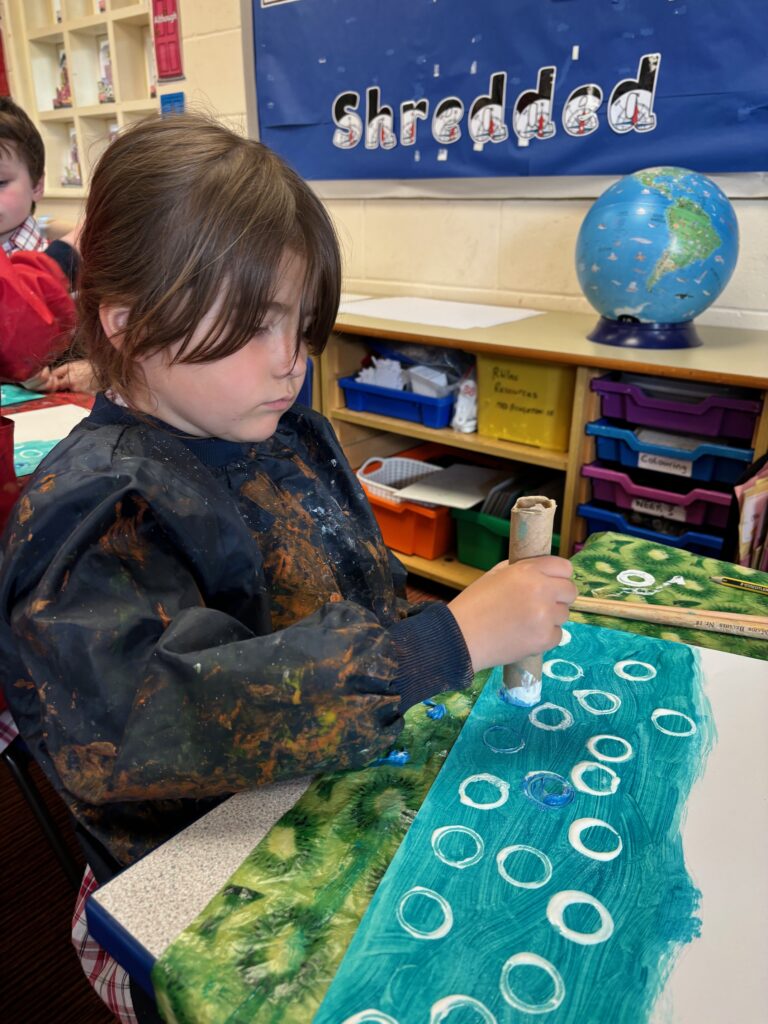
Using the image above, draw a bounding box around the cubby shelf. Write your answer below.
[7,0,157,193]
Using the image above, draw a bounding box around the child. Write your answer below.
[0,97,46,255]
[0,114,576,1021]
[0,97,91,390]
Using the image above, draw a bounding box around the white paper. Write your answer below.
[338,292,372,306]
[397,464,506,509]
[336,295,544,330]
[9,403,89,443]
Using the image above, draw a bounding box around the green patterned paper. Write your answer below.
[571,531,768,660]
[152,673,488,1023]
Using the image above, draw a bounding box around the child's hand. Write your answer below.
[22,366,56,392]
[48,360,98,394]
[447,556,577,672]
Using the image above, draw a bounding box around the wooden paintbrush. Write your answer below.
[572,595,768,641]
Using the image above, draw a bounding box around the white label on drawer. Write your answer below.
[637,452,693,477]
[631,497,687,522]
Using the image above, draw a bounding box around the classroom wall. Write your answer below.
[3,0,765,331]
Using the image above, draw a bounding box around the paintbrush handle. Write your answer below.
[572,596,768,641]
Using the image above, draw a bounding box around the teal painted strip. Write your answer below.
[316,622,715,1024]
[1,384,44,406]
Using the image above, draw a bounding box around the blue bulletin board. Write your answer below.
[251,0,767,182]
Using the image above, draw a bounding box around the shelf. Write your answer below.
[331,407,570,470]
[44,186,87,199]
[395,551,482,590]
[11,0,158,194]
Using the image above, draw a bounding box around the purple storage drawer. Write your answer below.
[582,462,732,528]
[592,372,760,440]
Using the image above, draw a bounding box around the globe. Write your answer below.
[575,166,739,348]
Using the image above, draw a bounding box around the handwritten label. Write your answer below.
[631,498,687,522]
[637,452,693,478]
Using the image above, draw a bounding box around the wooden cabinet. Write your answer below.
[322,308,768,591]
[6,0,157,199]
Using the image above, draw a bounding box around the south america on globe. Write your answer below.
[576,166,739,348]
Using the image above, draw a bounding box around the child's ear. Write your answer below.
[31,176,45,203]
[99,305,131,347]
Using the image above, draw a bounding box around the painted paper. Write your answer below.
[315,624,715,1022]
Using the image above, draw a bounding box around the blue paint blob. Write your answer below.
[422,699,447,721]
[374,750,410,767]
[523,770,575,809]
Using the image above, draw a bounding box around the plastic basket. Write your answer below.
[356,456,442,505]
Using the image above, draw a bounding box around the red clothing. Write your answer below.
[0,248,76,535]
[0,248,75,381]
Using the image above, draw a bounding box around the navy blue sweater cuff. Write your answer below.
[389,601,474,712]
[46,240,79,289]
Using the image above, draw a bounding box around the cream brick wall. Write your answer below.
[3,0,764,330]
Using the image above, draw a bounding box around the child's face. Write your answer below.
[0,147,44,245]
[130,251,311,442]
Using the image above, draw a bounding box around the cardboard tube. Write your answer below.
[502,496,557,707]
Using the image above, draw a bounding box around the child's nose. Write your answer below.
[274,331,307,378]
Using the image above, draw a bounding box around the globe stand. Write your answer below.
[588,317,702,350]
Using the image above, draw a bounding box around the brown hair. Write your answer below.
[76,113,341,396]
[0,98,45,213]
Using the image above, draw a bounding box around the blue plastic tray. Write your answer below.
[577,502,725,556]
[585,419,752,484]
[339,376,454,429]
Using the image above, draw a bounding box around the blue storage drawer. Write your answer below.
[338,376,455,429]
[585,419,752,484]
[577,502,725,556]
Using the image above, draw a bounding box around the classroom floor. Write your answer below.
[0,574,447,1024]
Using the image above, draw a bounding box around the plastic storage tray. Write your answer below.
[356,456,442,504]
[577,502,725,557]
[364,487,454,559]
[476,353,574,451]
[581,462,733,529]
[585,419,753,484]
[592,372,760,440]
[452,506,560,570]
[339,376,454,428]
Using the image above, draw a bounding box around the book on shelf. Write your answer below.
[144,27,158,99]
[97,35,114,104]
[52,1,62,24]
[60,126,82,187]
[95,0,107,12]
[53,44,71,109]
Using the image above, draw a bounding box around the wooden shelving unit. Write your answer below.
[323,309,768,593]
[7,0,157,197]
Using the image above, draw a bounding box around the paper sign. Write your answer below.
[336,296,543,330]
[638,452,693,478]
[631,497,687,522]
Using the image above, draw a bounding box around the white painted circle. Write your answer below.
[343,1013,399,1024]
[613,659,657,681]
[573,689,622,715]
[431,825,485,869]
[570,760,620,797]
[500,952,565,1014]
[547,889,614,945]
[497,845,553,890]
[430,995,497,1023]
[651,708,697,737]
[543,659,584,682]
[459,773,510,810]
[396,886,453,940]
[483,725,525,754]
[529,702,574,732]
[568,818,623,862]
[585,734,633,763]
[616,569,655,588]
[558,628,572,646]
